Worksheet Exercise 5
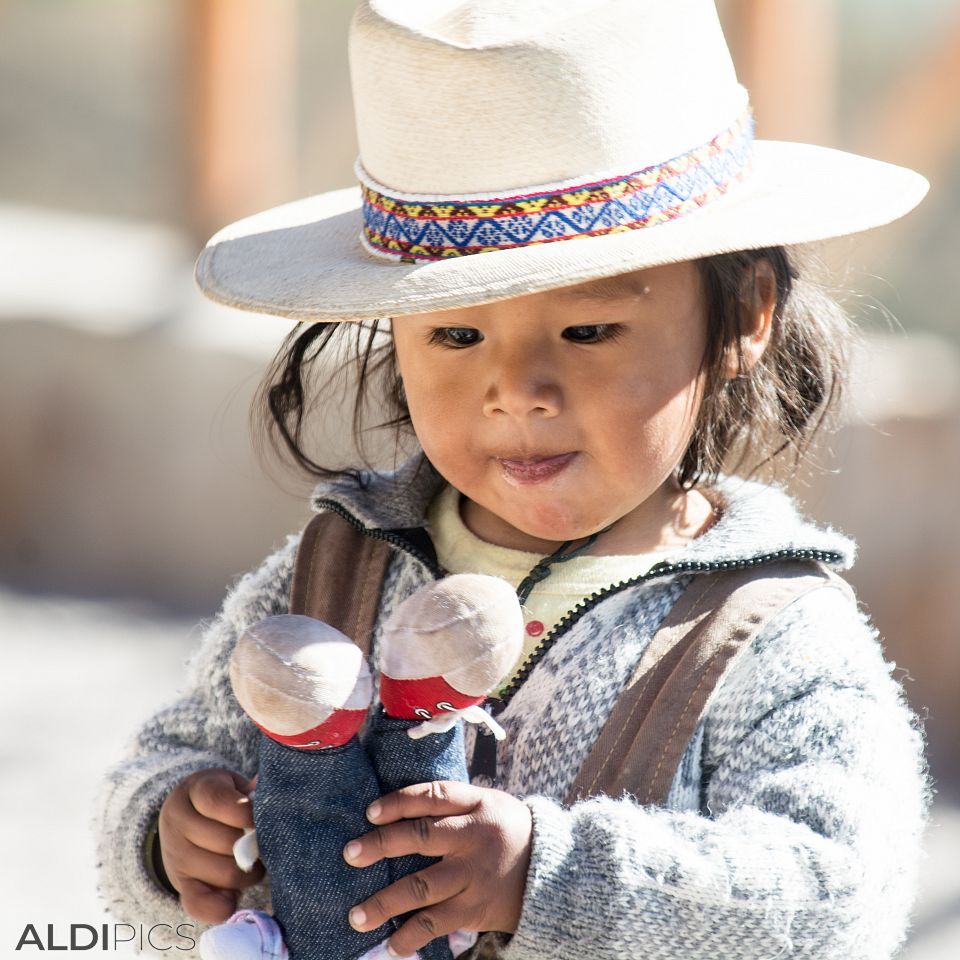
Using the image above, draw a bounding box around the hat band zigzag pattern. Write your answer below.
[357,109,754,262]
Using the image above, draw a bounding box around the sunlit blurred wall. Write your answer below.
[0,1,365,611]
[0,1,359,227]
[1,0,958,791]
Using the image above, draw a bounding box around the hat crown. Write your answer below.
[195,0,927,322]
[350,0,748,195]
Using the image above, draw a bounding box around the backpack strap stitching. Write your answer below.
[304,517,323,616]
[565,562,856,808]
[581,574,725,796]
[641,574,852,806]
[353,537,384,651]
[642,648,729,804]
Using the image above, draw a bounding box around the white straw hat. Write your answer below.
[195,0,928,324]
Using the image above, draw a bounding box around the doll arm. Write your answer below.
[92,533,301,952]
[499,586,930,960]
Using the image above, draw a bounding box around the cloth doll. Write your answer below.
[199,573,524,960]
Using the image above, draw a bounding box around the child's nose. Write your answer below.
[481,353,562,418]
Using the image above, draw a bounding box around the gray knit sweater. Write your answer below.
[93,454,930,960]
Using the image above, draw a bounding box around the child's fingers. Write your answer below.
[177,876,239,924]
[386,892,483,960]
[187,770,256,830]
[181,815,246,858]
[345,814,465,868]
[366,780,479,825]
[347,858,469,939]
[170,841,261,896]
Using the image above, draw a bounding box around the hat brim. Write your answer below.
[195,140,928,323]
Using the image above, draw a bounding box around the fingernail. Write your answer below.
[344,841,362,860]
[367,801,382,821]
[349,907,366,929]
[387,945,415,959]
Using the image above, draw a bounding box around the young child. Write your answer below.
[94,1,932,959]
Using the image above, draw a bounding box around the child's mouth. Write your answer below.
[497,452,577,484]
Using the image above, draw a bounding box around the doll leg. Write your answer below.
[200,732,398,960]
[254,731,399,960]
[200,614,401,960]
[363,572,526,960]
[362,707,469,960]
[363,704,470,882]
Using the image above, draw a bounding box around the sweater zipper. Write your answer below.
[491,547,845,712]
[313,498,446,579]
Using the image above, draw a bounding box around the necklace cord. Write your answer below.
[478,520,618,779]
[515,521,616,605]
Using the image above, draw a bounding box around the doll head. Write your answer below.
[231,577,524,739]
[230,614,373,749]
[377,572,524,719]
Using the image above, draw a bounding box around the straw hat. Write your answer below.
[195,0,928,324]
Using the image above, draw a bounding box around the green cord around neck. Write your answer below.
[515,522,617,605]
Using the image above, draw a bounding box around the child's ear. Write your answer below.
[722,258,777,379]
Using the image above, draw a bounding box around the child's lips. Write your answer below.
[497,452,577,484]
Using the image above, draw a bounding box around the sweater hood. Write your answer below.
[310,451,857,573]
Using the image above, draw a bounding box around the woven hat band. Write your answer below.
[356,108,754,263]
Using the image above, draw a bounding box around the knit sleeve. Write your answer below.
[91,533,300,952]
[501,583,931,960]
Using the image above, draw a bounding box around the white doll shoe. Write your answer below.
[199,909,474,960]
[198,910,288,960]
[354,928,479,960]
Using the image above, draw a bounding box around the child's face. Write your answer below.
[391,259,711,553]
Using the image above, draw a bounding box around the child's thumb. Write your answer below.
[196,770,254,828]
[179,878,238,924]
[226,770,256,797]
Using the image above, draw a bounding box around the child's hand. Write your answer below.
[342,780,533,958]
[158,768,264,923]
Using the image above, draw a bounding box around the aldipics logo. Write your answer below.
[14,923,197,952]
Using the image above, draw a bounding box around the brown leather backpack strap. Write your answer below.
[564,560,854,808]
[289,511,395,657]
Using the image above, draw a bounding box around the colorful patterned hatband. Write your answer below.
[357,109,754,263]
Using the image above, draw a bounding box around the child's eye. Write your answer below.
[428,327,482,348]
[563,323,625,344]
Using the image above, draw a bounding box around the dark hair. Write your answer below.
[252,245,852,492]
[684,246,851,488]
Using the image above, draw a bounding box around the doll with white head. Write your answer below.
[200,573,523,960]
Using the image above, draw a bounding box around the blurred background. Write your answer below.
[1,1,958,957]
